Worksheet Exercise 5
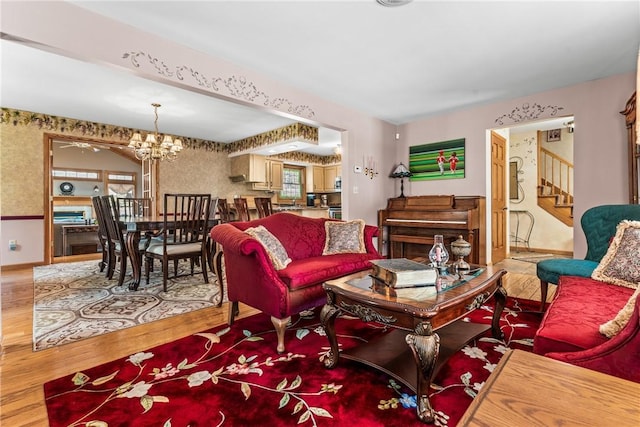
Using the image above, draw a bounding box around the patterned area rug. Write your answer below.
[44,298,541,426]
[33,260,225,351]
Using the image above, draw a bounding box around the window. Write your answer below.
[106,170,137,199]
[280,166,303,200]
[52,167,101,181]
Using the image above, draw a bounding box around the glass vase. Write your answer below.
[428,234,449,272]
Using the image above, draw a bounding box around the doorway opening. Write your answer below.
[45,134,144,264]
[490,117,575,264]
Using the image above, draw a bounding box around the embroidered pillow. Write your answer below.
[323,219,366,255]
[600,284,640,338]
[591,220,640,289]
[245,225,291,270]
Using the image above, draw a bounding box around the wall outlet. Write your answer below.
[9,240,17,251]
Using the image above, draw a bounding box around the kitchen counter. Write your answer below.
[274,205,330,211]
[273,206,330,219]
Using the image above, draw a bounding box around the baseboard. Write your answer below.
[509,246,573,257]
[1,261,46,271]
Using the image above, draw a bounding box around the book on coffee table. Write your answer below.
[369,258,437,288]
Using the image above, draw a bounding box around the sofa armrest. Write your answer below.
[210,223,280,283]
[544,292,640,382]
[210,223,268,257]
[363,224,380,256]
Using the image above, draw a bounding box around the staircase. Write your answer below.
[538,147,573,227]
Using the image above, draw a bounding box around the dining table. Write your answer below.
[118,215,218,291]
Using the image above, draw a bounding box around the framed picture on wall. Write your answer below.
[409,138,465,181]
[546,129,561,142]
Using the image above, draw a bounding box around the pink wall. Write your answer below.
[401,72,636,258]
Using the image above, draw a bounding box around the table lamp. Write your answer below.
[390,162,413,198]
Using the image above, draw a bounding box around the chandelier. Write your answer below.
[128,103,183,161]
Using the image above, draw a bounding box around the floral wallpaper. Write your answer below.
[0,108,227,152]
[1,108,336,163]
[228,123,317,152]
[0,108,339,216]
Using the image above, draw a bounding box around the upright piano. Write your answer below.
[378,195,486,264]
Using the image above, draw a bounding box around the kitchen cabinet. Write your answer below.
[310,166,325,192]
[252,159,283,191]
[307,164,341,193]
[230,154,283,190]
[323,165,339,192]
[230,154,266,182]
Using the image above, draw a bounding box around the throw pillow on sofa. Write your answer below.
[600,284,640,338]
[591,220,640,289]
[323,219,366,255]
[245,225,291,270]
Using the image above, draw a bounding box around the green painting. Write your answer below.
[409,138,465,181]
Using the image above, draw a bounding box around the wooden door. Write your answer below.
[491,131,507,263]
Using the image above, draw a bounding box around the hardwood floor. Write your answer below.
[0,255,551,426]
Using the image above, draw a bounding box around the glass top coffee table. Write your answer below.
[320,265,507,424]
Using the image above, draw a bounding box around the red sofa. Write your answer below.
[533,275,640,382]
[210,212,382,352]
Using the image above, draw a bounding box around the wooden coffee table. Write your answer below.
[321,266,507,423]
[459,349,640,426]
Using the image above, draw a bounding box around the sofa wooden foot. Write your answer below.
[228,301,239,325]
[540,280,549,312]
[271,316,290,354]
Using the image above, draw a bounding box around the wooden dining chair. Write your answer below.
[254,197,274,218]
[100,195,148,287]
[91,195,110,275]
[234,197,251,222]
[117,197,151,217]
[144,193,211,291]
[217,199,233,223]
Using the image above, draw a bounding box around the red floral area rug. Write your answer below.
[44,298,541,426]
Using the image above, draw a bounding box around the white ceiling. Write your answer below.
[1,1,638,155]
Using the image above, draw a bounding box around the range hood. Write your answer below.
[229,174,247,183]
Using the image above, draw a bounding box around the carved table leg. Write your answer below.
[406,322,440,424]
[491,284,507,340]
[320,294,341,369]
[124,230,142,291]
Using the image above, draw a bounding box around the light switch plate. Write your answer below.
[354,165,362,173]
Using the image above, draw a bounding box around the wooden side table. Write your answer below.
[459,349,640,426]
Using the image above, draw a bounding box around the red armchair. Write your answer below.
[210,212,382,353]
[533,275,640,382]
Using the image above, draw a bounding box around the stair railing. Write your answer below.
[538,147,574,204]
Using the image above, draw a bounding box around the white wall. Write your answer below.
[0,220,45,266]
